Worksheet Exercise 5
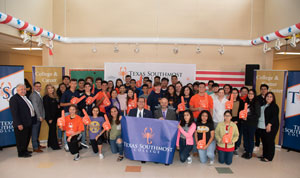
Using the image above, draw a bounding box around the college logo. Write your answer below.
[142,127,154,144]
[89,121,100,133]
[288,90,300,103]
[0,82,16,100]
[118,67,127,81]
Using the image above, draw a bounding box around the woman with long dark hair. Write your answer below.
[259,92,279,162]
[230,88,245,155]
[242,89,260,159]
[195,110,216,164]
[108,106,124,161]
[166,85,178,111]
[176,110,196,164]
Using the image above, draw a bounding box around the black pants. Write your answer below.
[261,128,278,161]
[14,126,32,156]
[46,119,59,149]
[242,124,256,154]
[91,136,104,153]
[255,128,263,147]
[67,135,80,155]
[235,122,243,150]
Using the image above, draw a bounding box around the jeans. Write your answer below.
[242,124,256,154]
[81,125,87,144]
[110,135,123,155]
[218,150,234,165]
[63,112,70,146]
[179,138,193,163]
[57,127,63,139]
[198,140,216,163]
[31,120,41,149]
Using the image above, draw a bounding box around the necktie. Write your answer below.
[139,111,142,118]
[162,111,166,119]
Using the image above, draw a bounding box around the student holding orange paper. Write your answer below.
[230,88,244,155]
[96,81,111,114]
[189,82,213,119]
[195,110,215,164]
[176,110,196,164]
[59,105,85,161]
[241,89,260,159]
[215,111,239,165]
[126,89,136,115]
[88,107,105,159]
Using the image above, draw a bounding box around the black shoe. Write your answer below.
[18,153,32,158]
[241,152,248,158]
[52,147,61,150]
[164,164,170,166]
[141,161,146,164]
[246,153,252,159]
[26,151,32,154]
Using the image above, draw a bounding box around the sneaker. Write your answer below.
[74,153,80,161]
[209,160,214,165]
[253,146,259,153]
[64,144,69,152]
[187,156,192,164]
[99,153,104,159]
[80,142,89,149]
[242,152,248,158]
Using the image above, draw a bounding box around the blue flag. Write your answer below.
[121,116,179,164]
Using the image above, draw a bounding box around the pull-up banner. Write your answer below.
[121,116,178,164]
[283,71,300,151]
[0,65,24,147]
[104,63,196,85]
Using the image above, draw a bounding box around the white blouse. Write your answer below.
[213,97,228,123]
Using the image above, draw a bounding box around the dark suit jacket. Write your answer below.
[9,94,33,128]
[264,103,279,132]
[128,108,153,118]
[154,108,177,121]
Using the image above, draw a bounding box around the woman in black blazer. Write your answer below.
[260,92,279,162]
[43,84,60,150]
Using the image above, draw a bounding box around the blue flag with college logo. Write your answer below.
[0,66,24,147]
[283,71,300,151]
[121,116,179,164]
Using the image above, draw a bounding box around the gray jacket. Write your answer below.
[29,91,45,119]
[154,108,177,121]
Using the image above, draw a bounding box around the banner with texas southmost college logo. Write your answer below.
[0,66,24,147]
[104,63,196,85]
[283,71,300,151]
[121,116,179,164]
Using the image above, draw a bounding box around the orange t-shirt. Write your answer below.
[96,91,111,113]
[189,93,213,119]
[63,115,85,137]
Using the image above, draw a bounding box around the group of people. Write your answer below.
[9,74,279,165]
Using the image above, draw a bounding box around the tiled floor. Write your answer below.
[0,144,299,178]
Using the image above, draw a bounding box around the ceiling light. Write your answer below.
[196,46,201,54]
[12,48,42,51]
[276,52,300,55]
[134,43,140,53]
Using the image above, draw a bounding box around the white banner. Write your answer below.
[104,63,196,85]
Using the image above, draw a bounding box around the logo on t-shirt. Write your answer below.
[197,126,209,133]
[89,121,100,133]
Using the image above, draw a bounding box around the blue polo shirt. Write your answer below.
[60,89,79,112]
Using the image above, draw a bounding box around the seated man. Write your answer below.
[154,97,177,121]
[128,97,153,118]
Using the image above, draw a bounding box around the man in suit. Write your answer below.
[128,97,153,118]
[9,84,35,158]
[154,97,177,121]
[29,82,46,153]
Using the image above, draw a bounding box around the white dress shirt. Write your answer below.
[137,108,144,118]
[21,95,35,117]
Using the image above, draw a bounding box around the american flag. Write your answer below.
[195,70,245,88]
